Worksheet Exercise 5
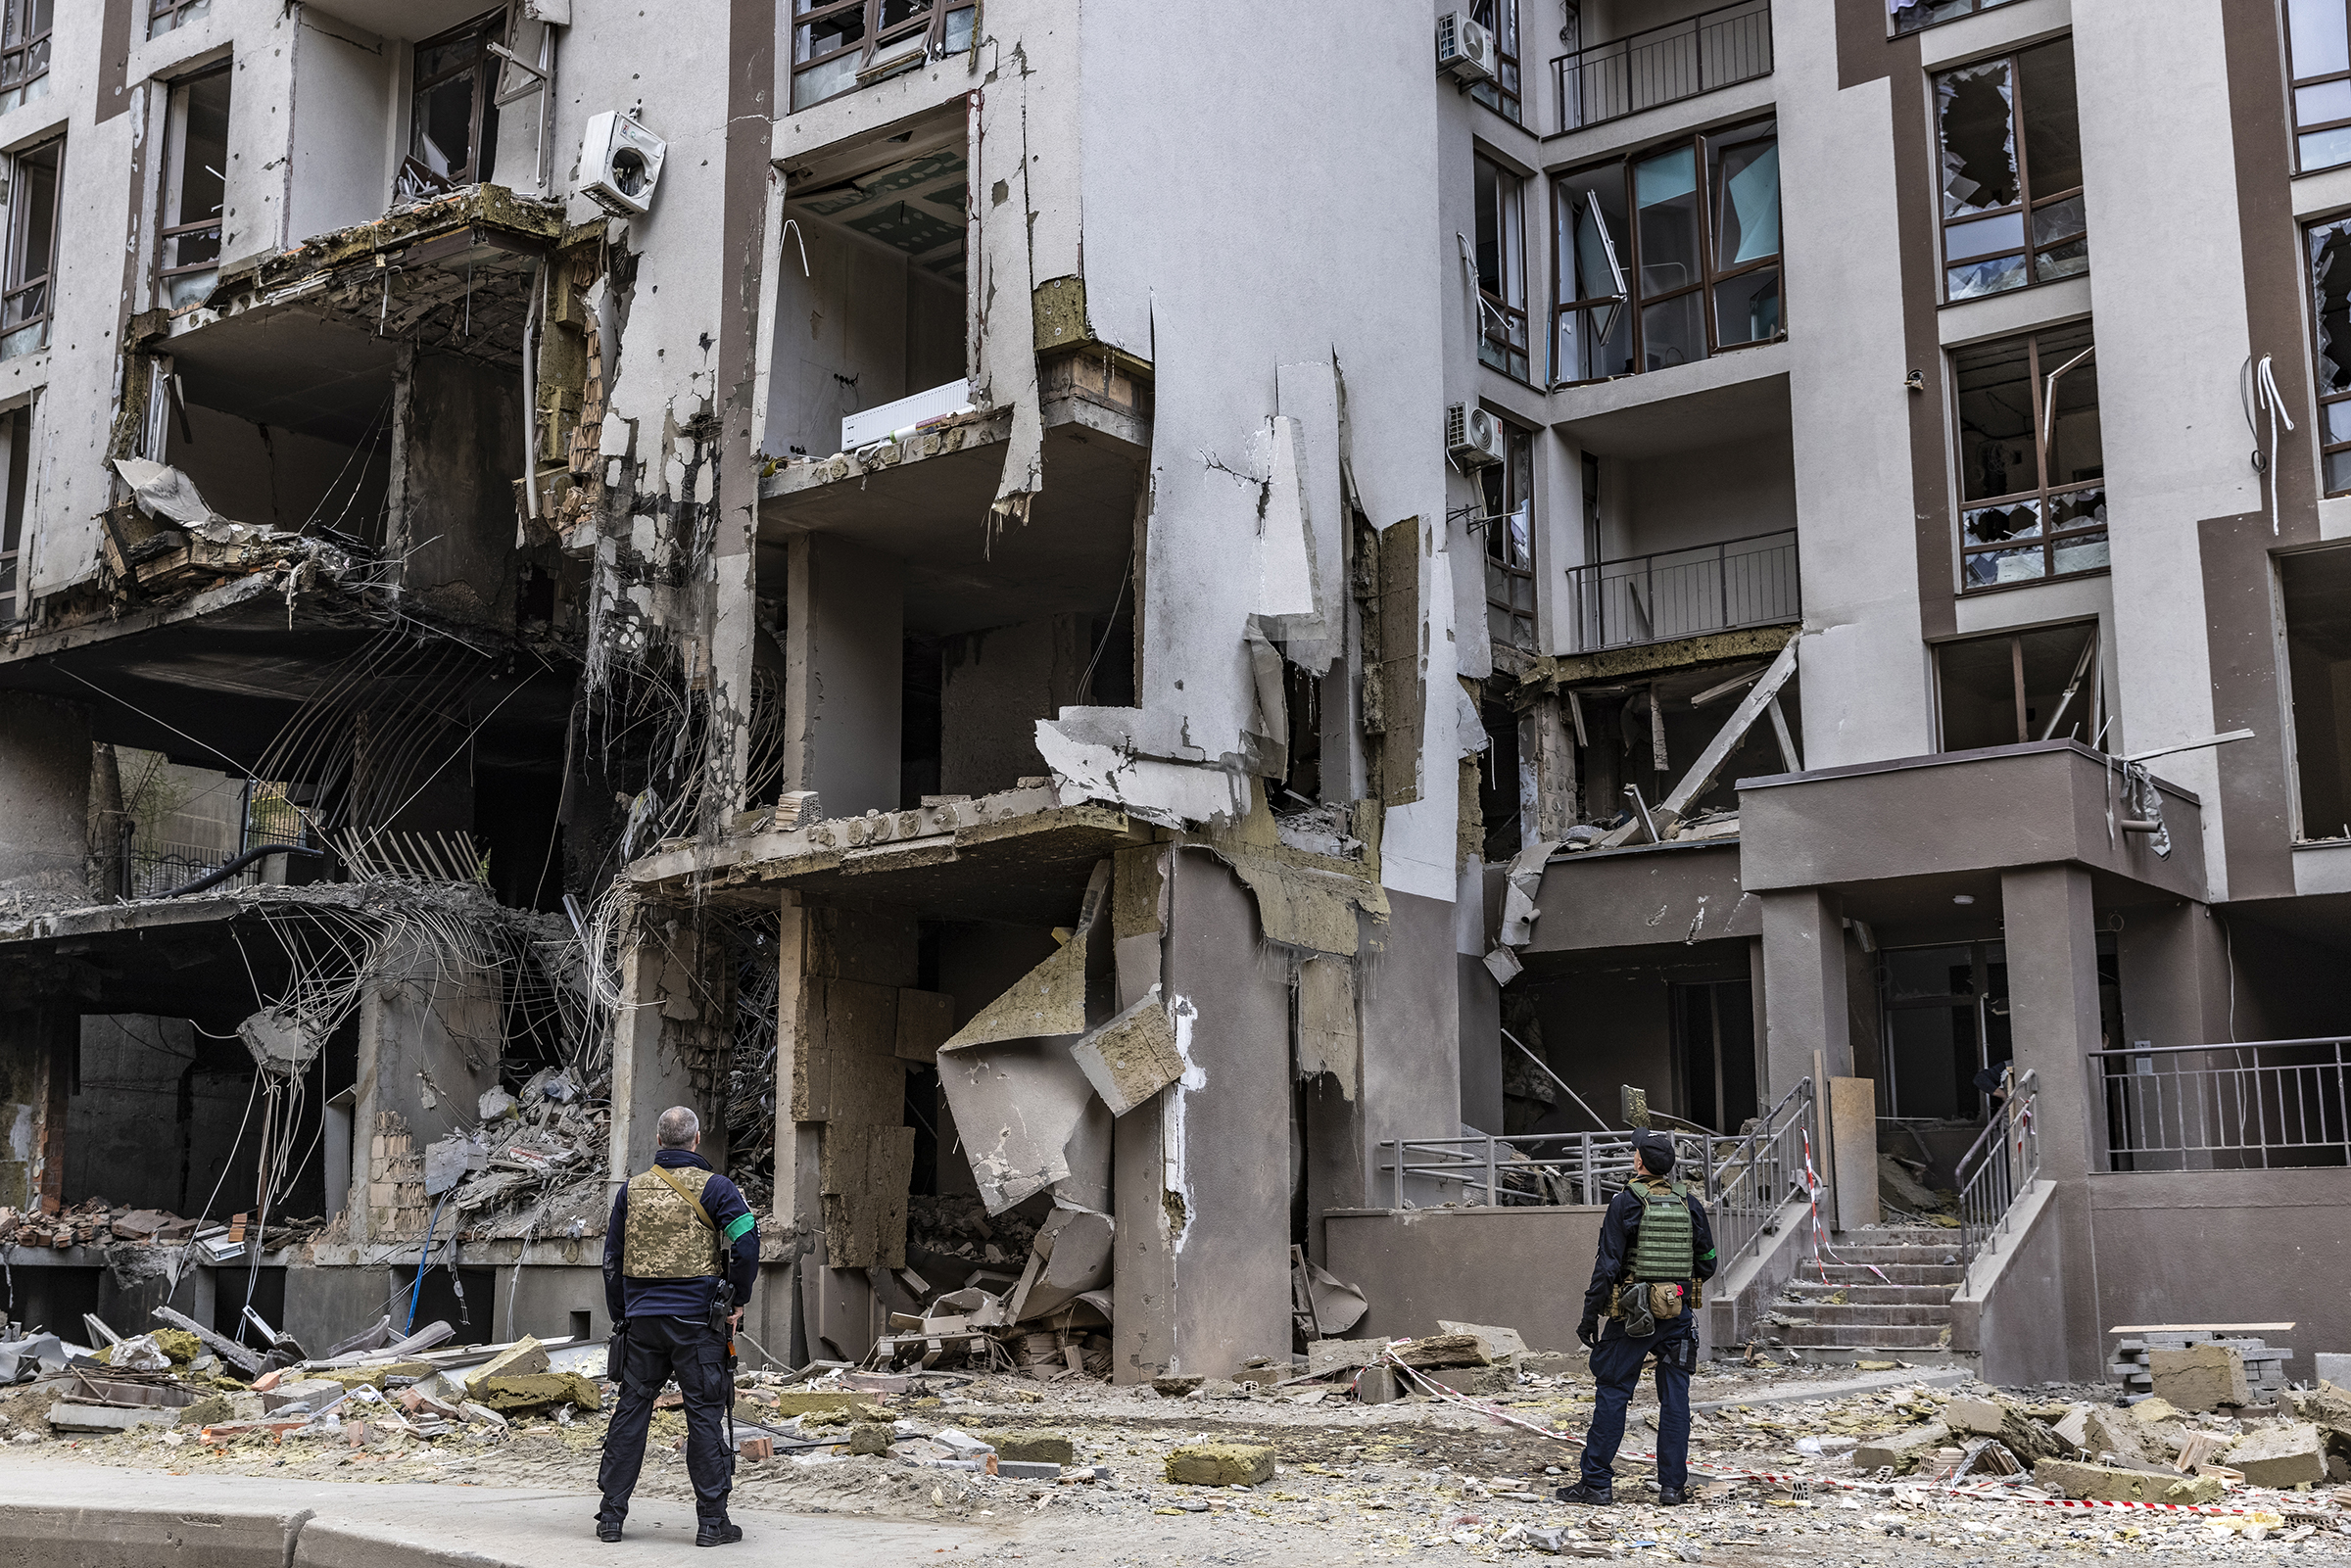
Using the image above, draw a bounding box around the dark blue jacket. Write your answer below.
[1582,1180,1718,1323]
[602,1149,759,1322]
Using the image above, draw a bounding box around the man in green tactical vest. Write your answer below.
[1557,1131,1717,1507]
[596,1107,759,1547]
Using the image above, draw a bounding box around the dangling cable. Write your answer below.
[2251,354,2297,536]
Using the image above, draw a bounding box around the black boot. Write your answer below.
[1555,1481,1613,1505]
[596,1517,624,1544]
[696,1519,744,1547]
[1656,1486,1688,1506]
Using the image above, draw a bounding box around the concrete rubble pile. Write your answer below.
[0,1199,321,1262]
[425,1068,615,1244]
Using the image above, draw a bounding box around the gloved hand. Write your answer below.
[1577,1315,1599,1349]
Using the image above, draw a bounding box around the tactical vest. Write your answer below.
[621,1164,720,1279]
[1626,1176,1695,1282]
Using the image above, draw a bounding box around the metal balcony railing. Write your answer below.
[1554,0,1773,133]
[1953,1069,2039,1268]
[1568,527,1799,652]
[2090,1039,2351,1171]
[1709,1075,1813,1273]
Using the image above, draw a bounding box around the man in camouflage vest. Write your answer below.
[596,1107,759,1546]
[1558,1131,1717,1507]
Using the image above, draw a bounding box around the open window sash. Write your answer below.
[1582,190,1629,346]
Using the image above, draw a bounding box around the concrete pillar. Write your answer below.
[784,533,903,818]
[0,998,73,1212]
[1111,850,1292,1380]
[1998,863,2105,1379]
[2116,900,2231,1049]
[1758,887,1849,1097]
[606,910,723,1195]
[1358,888,1461,1208]
[1456,863,1502,1133]
[354,929,503,1245]
[0,693,91,900]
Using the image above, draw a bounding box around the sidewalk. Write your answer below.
[0,1458,988,1567]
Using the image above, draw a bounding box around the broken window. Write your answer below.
[1933,621,2102,751]
[790,0,979,113]
[1478,414,1537,650]
[0,0,49,114]
[1890,0,2019,39]
[2305,217,2351,494]
[1553,120,1781,384]
[1934,38,2086,301]
[2288,0,2351,171]
[1469,0,1523,124]
[1474,155,1530,381]
[0,404,26,625]
[1950,320,2105,590]
[158,65,231,313]
[2279,545,2351,840]
[1,135,60,361]
[149,0,209,38]
[408,11,504,190]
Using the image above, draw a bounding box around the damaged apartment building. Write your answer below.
[1,0,2349,1398]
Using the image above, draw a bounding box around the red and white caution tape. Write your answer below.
[1799,1129,1892,1285]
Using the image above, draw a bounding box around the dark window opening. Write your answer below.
[1469,0,1523,124]
[1283,662,1325,804]
[1879,942,2009,1121]
[1674,977,1756,1133]
[2305,217,2351,495]
[1951,321,2106,589]
[159,65,232,313]
[1478,700,1523,862]
[405,11,504,193]
[1479,415,1537,651]
[2,135,61,360]
[1934,621,2102,752]
[791,0,978,113]
[1555,119,1781,385]
[2280,546,2351,841]
[1934,38,2087,302]
[900,633,944,809]
[0,403,28,625]
[1474,155,1530,380]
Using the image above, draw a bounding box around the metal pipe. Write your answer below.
[162,844,325,898]
[1502,1026,1608,1131]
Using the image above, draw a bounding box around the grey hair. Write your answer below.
[655,1106,701,1149]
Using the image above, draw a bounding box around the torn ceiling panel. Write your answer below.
[1034,721,1250,829]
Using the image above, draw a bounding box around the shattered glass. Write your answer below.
[1890,0,1994,36]
[1963,543,2044,589]
[1964,499,2041,547]
[2051,531,2109,576]
[1946,255,2027,301]
[2309,220,2351,395]
[1710,132,1781,267]
[1937,62,2017,218]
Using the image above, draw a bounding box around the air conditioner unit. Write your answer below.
[1436,13,1498,85]
[576,111,667,215]
[1447,403,1507,467]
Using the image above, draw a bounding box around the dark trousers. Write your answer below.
[1581,1312,1695,1494]
[597,1314,734,1524]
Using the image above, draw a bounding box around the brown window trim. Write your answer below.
[1550,119,1783,388]
[1,134,61,361]
[156,63,230,309]
[1470,0,1524,126]
[1476,153,1531,382]
[0,402,26,626]
[149,0,209,39]
[1889,0,2021,41]
[1951,323,2106,593]
[2286,1,2351,173]
[406,9,505,193]
[1476,410,1538,652]
[790,0,978,115]
[0,0,49,110]
[2304,215,2351,496]
[1932,621,2103,752]
[1934,39,2087,305]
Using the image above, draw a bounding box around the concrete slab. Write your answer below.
[0,1460,984,1568]
[1691,1366,1970,1413]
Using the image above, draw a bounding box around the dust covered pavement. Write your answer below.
[7,1352,2349,1566]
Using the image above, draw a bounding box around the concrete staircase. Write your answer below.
[1764,1226,1964,1359]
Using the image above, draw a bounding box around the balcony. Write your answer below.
[1554,0,1773,134]
[1567,527,1797,653]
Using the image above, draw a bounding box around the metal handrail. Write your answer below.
[1553,0,1773,134]
[1711,1074,1814,1272]
[1567,526,1799,652]
[1954,1069,2039,1268]
[2087,1038,2351,1170]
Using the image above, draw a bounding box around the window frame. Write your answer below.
[2286,0,2351,172]
[1932,621,2102,752]
[149,0,209,39]
[407,9,505,190]
[156,63,231,314]
[2307,214,2351,495]
[1550,119,1783,387]
[1949,322,2108,593]
[1469,0,1523,125]
[0,402,27,626]
[790,0,979,114]
[1932,39,2087,304]
[1888,0,2021,40]
[1477,413,1538,652]
[1,134,61,361]
[1474,153,1531,382]
[0,0,50,114]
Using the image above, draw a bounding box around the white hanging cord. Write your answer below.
[2249,354,2296,536]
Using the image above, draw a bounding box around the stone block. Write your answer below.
[1415,1364,1514,1398]
[472,1372,600,1412]
[849,1423,894,1455]
[262,1378,345,1413]
[2314,1354,2351,1389]
[2082,1408,2154,1464]
[1852,1421,1950,1475]
[463,1335,550,1394]
[1305,1339,1386,1378]
[1519,1351,1582,1378]
[2147,1344,2247,1412]
[1356,1364,1401,1405]
[981,1428,1075,1464]
[1396,1333,1491,1369]
[2127,1396,2182,1425]
[1437,1320,1529,1357]
[2280,1380,2351,1432]
[768,1391,883,1419]
[2228,1421,2327,1488]
[313,1363,433,1392]
[1166,1442,1275,1487]
[1943,1398,2008,1436]
[2034,1458,2223,1506]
